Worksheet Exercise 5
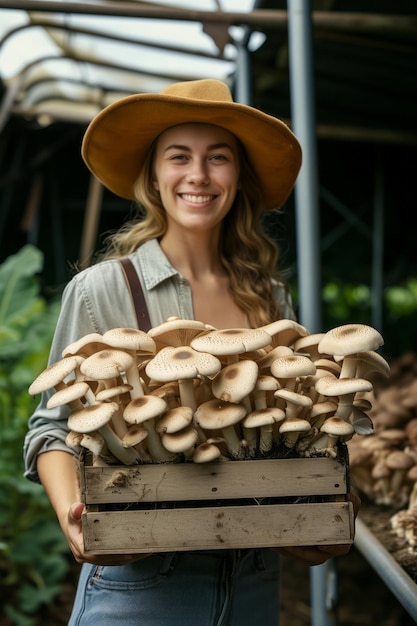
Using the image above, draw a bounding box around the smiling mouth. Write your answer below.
[180,194,215,203]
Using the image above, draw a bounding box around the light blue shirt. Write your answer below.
[24,239,294,482]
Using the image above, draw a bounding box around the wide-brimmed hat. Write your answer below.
[81,78,302,210]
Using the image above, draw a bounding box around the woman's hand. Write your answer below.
[271,490,361,567]
[67,502,149,566]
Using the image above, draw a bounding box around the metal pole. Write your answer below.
[287,2,329,625]
[287,0,321,334]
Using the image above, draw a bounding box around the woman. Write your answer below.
[24,79,357,625]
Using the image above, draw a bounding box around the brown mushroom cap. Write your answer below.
[62,333,110,358]
[80,348,134,380]
[190,327,272,359]
[260,319,309,348]
[102,327,156,355]
[318,323,384,357]
[29,355,84,395]
[156,406,194,434]
[123,395,168,425]
[212,359,259,404]
[194,399,247,430]
[145,346,222,382]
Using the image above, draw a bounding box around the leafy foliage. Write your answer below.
[0,245,69,625]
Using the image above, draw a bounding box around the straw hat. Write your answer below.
[81,78,302,210]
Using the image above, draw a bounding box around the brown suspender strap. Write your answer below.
[118,257,152,332]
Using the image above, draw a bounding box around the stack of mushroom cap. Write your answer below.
[148,317,213,351]
[270,354,316,392]
[194,399,247,459]
[318,323,384,379]
[315,375,373,422]
[102,328,156,398]
[145,346,222,411]
[123,395,173,462]
[191,327,272,365]
[68,401,139,464]
[260,318,309,349]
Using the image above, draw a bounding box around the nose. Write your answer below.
[185,159,209,185]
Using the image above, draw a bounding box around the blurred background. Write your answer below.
[0,1,416,625]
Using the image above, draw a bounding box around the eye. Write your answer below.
[209,153,228,162]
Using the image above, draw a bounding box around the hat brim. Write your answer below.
[81,93,302,210]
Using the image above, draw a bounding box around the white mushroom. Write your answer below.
[194,399,247,459]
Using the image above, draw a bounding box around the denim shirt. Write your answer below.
[24,238,294,482]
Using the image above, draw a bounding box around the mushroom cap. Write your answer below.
[270,354,316,380]
[274,388,313,408]
[148,317,212,349]
[318,323,384,357]
[193,441,222,463]
[386,450,415,471]
[243,407,286,428]
[191,327,272,356]
[29,355,84,395]
[320,416,355,437]
[212,359,259,403]
[355,350,391,378]
[102,327,156,354]
[145,346,222,382]
[293,332,327,360]
[161,426,199,453]
[95,383,133,401]
[47,381,91,409]
[80,348,134,380]
[315,375,373,397]
[122,425,148,448]
[260,319,309,348]
[156,406,194,433]
[123,395,168,424]
[279,417,311,433]
[194,399,247,430]
[67,401,119,433]
[62,333,110,358]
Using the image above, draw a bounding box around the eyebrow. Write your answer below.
[163,142,234,153]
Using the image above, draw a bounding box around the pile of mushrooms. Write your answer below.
[29,318,389,466]
[346,352,417,548]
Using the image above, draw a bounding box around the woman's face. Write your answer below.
[152,123,240,234]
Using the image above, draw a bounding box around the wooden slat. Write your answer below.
[83,501,354,553]
[82,457,348,505]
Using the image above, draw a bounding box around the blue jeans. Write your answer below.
[68,549,281,625]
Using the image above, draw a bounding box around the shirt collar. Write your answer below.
[133,239,182,291]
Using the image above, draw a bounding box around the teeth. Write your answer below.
[181,194,213,203]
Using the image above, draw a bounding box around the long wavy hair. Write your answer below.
[98,136,290,327]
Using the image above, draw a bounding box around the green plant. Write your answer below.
[0,245,69,625]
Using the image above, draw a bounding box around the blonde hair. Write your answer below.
[98,140,290,327]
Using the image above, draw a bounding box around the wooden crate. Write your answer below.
[80,450,354,554]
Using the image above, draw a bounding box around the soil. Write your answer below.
[26,499,415,626]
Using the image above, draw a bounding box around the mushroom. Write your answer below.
[46,381,92,411]
[145,346,222,410]
[191,327,272,365]
[67,402,139,464]
[243,407,286,455]
[194,399,247,459]
[279,416,312,450]
[314,375,374,422]
[62,333,110,358]
[318,323,384,374]
[193,440,223,463]
[121,425,151,462]
[316,416,355,458]
[270,354,316,392]
[102,327,156,397]
[385,449,416,499]
[161,426,200,459]
[212,359,258,411]
[123,395,173,462]
[260,318,309,349]
[293,332,327,361]
[156,405,194,434]
[29,355,85,397]
[148,317,212,350]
